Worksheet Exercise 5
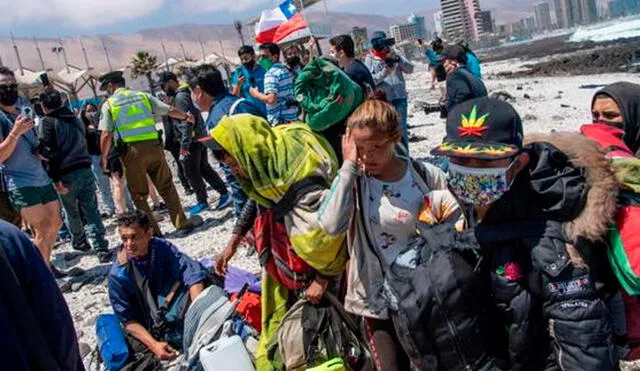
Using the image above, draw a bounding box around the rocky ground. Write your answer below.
[480,35,640,77]
[57,58,640,370]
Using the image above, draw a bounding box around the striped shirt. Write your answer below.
[264,63,299,126]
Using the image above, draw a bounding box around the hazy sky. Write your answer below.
[2,0,442,37]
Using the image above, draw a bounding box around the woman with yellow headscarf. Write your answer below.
[209,114,347,370]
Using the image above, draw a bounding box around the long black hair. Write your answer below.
[80,102,98,128]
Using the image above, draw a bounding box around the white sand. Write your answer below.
[57,61,640,368]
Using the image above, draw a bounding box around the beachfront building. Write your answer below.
[390,14,429,43]
[440,0,483,42]
[478,10,494,34]
[535,1,554,30]
[608,0,640,18]
[555,0,598,28]
[434,11,444,36]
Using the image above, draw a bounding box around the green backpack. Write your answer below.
[294,58,364,132]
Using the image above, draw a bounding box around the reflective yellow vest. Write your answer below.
[108,89,159,143]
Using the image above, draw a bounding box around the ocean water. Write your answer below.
[569,16,640,42]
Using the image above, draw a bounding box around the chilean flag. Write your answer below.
[255,0,309,44]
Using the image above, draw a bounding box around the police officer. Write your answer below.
[97,71,202,236]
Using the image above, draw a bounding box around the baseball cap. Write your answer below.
[366,31,395,50]
[437,44,466,63]
[431,97,524,160]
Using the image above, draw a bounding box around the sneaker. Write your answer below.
[51,264,68,279]
[189,203,210,217]
[185,188,194,196]
[213,193,232,211]
[176,215,204,237]
[100,212,114,219]
[97,250,114,264]
[72,240,92,252]
[152,202,168,212]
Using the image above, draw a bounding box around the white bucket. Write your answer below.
[199,335,255,371]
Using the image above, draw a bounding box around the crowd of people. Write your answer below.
[2,29,640,371]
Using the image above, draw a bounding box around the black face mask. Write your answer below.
[242,60,256,70]
[165,87,177,97]
[0,86,19,107]
[286,56,301,67]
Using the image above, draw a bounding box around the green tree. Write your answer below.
[130,51,159,93]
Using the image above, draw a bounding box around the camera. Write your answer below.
[39,73,50,87]
[385,55,401,68]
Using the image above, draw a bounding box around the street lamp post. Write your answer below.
[234,20,246,46]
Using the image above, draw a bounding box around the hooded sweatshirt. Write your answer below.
[40,106,92,182]
[592,82,640,156]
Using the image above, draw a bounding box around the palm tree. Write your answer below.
[130,51,159,93]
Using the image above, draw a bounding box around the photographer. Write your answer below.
[0,67,63,271]
[39,90,111,262]
[364,31,414,150]
[231,45,267,115]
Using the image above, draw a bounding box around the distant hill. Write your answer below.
[0,5,532,76]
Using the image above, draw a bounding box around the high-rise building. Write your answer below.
[440,0,483,42]
[390,23,418,43]
[535,2,554,30]
[389,14,429,43]
[408,14,429,39]
[434,11,444,36]
[554,0,598,28]
[351,26,368,42]
[478,10,494,33]
[609,0,640,18]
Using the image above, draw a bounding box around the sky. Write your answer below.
[1,0,440,37]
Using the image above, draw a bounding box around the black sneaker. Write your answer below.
[175,215,204,237]
[72,241,92,252]
[152,202,168,212]
[97,250,114,264]
[51,264,68,279]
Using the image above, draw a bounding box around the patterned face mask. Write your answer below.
[447,161,515,206]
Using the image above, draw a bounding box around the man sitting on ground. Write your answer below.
[439,44,487,111]
[108,211,209,363]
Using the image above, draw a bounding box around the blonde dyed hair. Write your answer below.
[346,97,402,142]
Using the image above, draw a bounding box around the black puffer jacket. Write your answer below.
[473,132,619,371]
[388,219,496,371]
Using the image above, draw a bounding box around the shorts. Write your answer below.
[8,184,58,211]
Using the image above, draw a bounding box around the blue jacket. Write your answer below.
[0,220,84,371]
[465,52,482,79]
[206,93,266,131]
[108,238,210,326]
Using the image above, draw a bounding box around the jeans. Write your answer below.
[221,162,247,218]
[182,143,227,206]
[392,98,409,151]
[90,155,116,214]
[58,167,108,251]
[167,147,192,193]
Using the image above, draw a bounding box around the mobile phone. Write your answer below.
[20,106,34,119]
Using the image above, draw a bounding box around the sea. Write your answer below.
[569,15,640,43]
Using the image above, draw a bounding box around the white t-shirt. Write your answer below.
[366,162,424,267]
